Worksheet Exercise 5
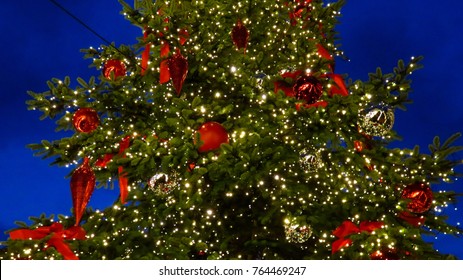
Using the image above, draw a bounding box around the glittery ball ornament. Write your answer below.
[103,59,126,80]
[73,108,99,133]
[70,157,95,226]
[358,104,395,137]
[299,148,322,172]
[285,222,312,243]
[292,75,323,104]
[197,121,229,153]
[148,173,179,196]
[401,182,433,214]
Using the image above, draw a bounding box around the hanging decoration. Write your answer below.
[299,148,323,172]
[196,121,229,153]
[289,0,313,26]
[141,27,151,76]
[168,49,188,95]
[401,183,433,214]
[9,223,86,260]
[323,73,348,96]
[103,59,126,80]
[118,136,131,204]
[70,157,95,226]
[285,222,312,243]
[148,172,179,196]
[159,41,171,84]
[154,21,189,85]
[358,104,395,137]
[293,75,323,104]
[95,153,114,168]
[332,220,384,254]
[398,211,426,227]
[231,19,249,53]
[72,108,99,133]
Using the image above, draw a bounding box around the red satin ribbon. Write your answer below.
[288,0,313,26]
[10,223,86,260]
[141,28,151,76]
[332,220,384,254]
[323,73,348,96]
[159,40,171,83]
[118,136,131,204]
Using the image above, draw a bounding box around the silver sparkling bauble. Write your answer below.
[299,149,322,172]
[358,104,395,137]
[148,172,179,195]
[285,223,312,243]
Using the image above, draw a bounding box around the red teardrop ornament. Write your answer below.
[70,157,95,226]
[168,50,188,95]
[231,19,249,53]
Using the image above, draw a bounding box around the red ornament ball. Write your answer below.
[293,75,323,104]
[401,182,433,214]
[73,108,99,133]
[103,59,126,80]
[197,122,229,153]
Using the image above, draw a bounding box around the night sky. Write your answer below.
[1,0,462,258]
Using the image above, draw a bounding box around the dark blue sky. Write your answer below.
[1,0,462,258]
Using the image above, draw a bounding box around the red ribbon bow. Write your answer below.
[332,220,384,254]
[10,222,86,260]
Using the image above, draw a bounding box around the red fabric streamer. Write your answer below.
[95,153,113,168]
[141,29,151,76]
[324,73,348,96]
[10,223,86,260]
[159,41,171,84]
[288,0,313,26]
[118,136,131,204]
[316,43,332,60]
[159,29,189,84]
[332,220,384,254]
[399,211,426,227]
[179,29,190,46]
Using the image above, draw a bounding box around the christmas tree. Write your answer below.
[1,0,462,260]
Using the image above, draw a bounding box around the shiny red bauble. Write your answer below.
[197,122,229,153]
[73,108,99,133]
[103,59,126,80]
[401,182,433,214]
[293,75,323,104]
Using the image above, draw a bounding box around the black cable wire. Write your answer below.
[48,0,148,72]
[48,0,114,46]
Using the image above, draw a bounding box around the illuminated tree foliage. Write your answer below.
[1,0,462,260]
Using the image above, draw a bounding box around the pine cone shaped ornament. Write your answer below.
[168,50,188,95]
[70,157,96,226]
[231,19,249,53]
